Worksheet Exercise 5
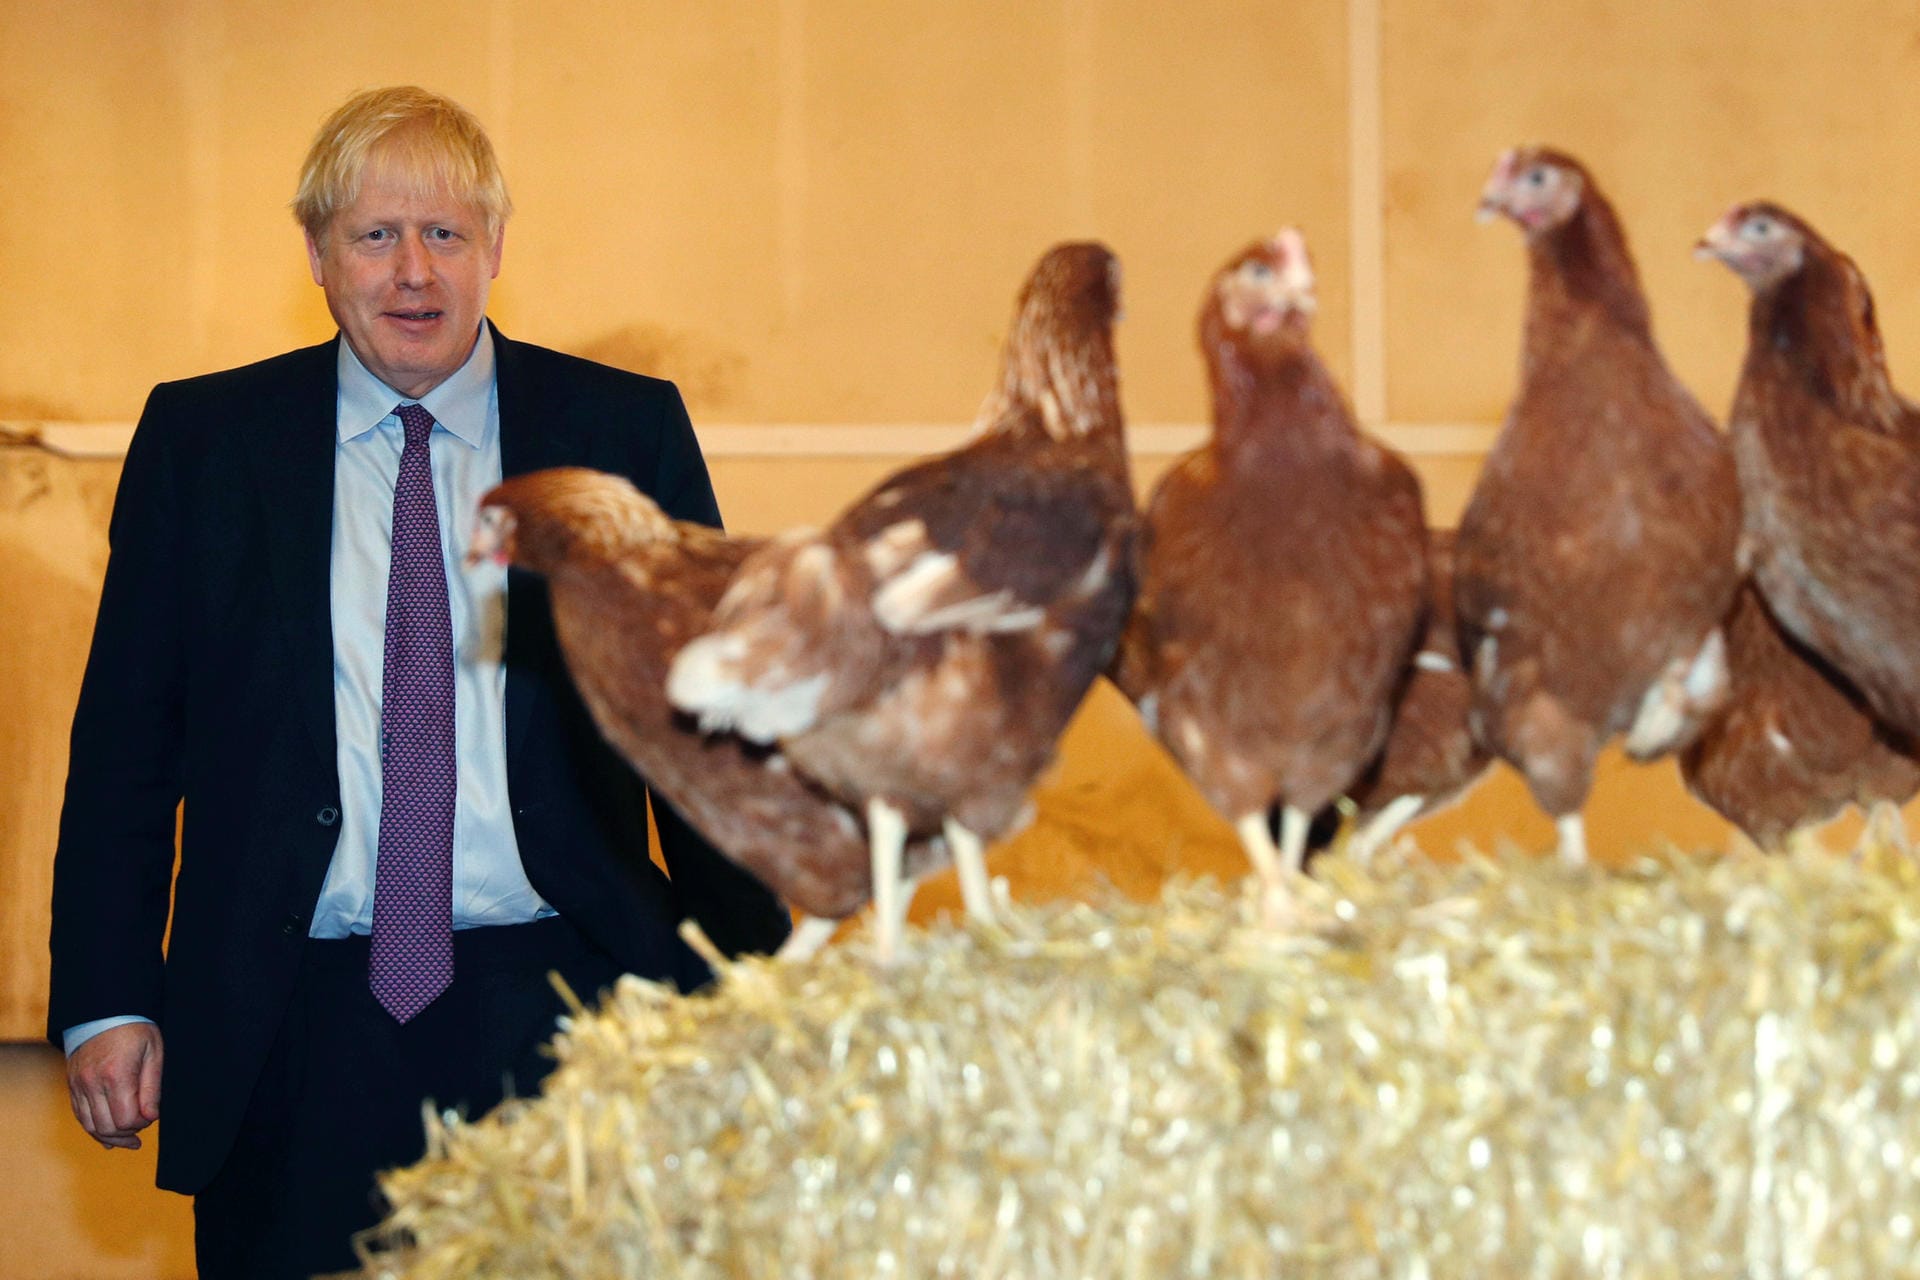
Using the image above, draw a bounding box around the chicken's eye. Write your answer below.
[1741,217,1776,242]
[1523,167,1550,189]
[1242,260,1274,282]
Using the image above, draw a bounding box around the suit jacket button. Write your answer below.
[282,913,305,936]
[316,806,340,827]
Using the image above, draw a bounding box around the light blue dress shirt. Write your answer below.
[313,321,552,937]
[65,321,550,1055]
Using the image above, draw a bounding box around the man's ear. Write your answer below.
[305,229,327,287]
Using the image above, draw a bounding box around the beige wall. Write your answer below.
[6,2,1920,1274]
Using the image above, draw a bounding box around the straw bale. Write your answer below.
[355,834,1920,1279]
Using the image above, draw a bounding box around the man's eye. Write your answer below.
[429,227,455,241]
[366,228,389,242]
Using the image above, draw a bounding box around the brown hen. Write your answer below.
[1343,528,1491,865]
[1680,583,1919,852]
[667,242,1136,960]
[1115,229,1427,910]
[1697,201,1920,742]
[468,469,948,960]
[1459,147,1741,866]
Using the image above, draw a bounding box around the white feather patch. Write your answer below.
[666,633,828,743]
[871,552,1044,635]
[1136,692,1160,735]
[1069,545,1112,600]
[1683,629,1729,704]
[1177,715,1206,760]
[1414,650,1456,673]
[863,519,929,578]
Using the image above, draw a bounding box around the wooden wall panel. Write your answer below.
[0,0,1351,431]
[1381,0,1920,426]
[0,449,118,1040]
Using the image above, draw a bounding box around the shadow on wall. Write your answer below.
[573,323,748,417]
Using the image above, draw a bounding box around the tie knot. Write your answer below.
[395,402,435,447]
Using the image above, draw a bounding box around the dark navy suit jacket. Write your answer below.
[47,327,790,1193]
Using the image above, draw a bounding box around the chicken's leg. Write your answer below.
[1348,793,1425,870]
[1279,805,1312,875]
[775,915,841,963]
[1235,812,1283,887]
[1555,812,1588,868]
[1236,808,1309,927]
[943,818,999,925]
[867,797,909,964]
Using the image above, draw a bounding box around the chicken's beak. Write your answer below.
[1476,148,1516,224]
[1693,219,1738,264]
[1273,227,1318,315]
[465,506,513,568]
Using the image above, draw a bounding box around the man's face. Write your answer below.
[305,159,504,400]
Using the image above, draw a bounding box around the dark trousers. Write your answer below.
[191,915,625,1280]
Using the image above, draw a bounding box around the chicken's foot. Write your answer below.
[1555,812,1589,868]
[944,818,999,926]
[867,798,909,964]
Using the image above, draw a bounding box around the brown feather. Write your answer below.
[1714,203,1920,738]
[1458,148,1742,816]
[476,468,944,919]
[1348,529,1491,818]
[1124,235,1429,821]
[672,242,1136,844]
[1681,583,1919,849]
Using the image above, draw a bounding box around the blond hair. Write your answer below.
[292,86,512,238]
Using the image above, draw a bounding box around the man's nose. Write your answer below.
[394,234,433,288]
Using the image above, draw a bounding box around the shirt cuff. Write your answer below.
[63,1015,157,1057]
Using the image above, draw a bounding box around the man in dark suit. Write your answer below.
[48,85,790,1279]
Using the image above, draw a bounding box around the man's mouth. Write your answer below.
[386,309,443,322]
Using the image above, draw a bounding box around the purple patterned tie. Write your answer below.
[368,402,457,1023]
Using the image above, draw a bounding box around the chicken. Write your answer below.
[1680,583,1919,852]
[1342,528,1491,866]
[666,242,1135,961]
[1696,201,1920,742]
[1113,229,1427,911]
[468,469,952,961]
[1460,146,1741,866]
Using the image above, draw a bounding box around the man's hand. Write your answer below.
[66,1022,163,1150]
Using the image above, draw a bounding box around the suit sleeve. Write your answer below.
[632,382,791,956]
[47,386,189,1042]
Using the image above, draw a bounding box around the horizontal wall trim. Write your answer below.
[2,420,1501,461]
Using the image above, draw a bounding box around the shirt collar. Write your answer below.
[335,319,496,448]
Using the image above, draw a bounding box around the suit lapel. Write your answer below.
[246,338,342,776]
[493,326,586,766]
